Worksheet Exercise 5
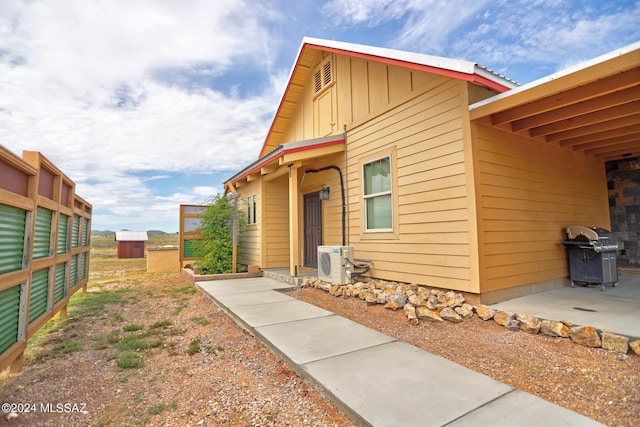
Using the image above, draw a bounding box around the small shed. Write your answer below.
[115,231,148,259]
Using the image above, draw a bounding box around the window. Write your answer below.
[363,156,392,231]
[252,195,257,225]
[247,195,257,225]
[247,197,252,224]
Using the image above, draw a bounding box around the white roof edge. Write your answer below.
[469,40,640,111]
[302,37,477,75]
[301,37,517,87]
[115,231,149,241]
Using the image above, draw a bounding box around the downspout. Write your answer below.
[303,164,346,246]
[343,125,349,245]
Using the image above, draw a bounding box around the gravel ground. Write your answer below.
[1,271,638,427]
[289,287,640,427]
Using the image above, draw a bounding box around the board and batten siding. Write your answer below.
[473,122,610,298]
[345,76,475,291]
[264,176,290,268]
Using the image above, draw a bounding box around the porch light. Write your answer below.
[319,186,330,200]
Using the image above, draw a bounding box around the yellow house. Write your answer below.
[224,37,640,304]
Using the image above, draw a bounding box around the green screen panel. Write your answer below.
[33,207,53,259]
[0,285,21,355]
[72,215,80,248]
[80,252,87,280]
[183,240,195,258]
[70,255,78,286]
[29,268,49,324]
[54,263,67,303]
[57,214,69,254]
[81,218,89,246]
[0,204,26,274]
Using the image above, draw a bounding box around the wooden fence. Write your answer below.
[0,146,92,372]
[178,204,206,267]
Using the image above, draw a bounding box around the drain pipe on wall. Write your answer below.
[303,165,346,246]
[342,125,349,246]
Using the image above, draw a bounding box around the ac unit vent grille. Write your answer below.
[317,246,353,285]
[319,252,332,277]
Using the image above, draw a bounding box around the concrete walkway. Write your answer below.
[196,277,604,427]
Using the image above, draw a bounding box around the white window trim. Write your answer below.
[363,156,393,233]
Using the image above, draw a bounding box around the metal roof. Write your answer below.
[302,37,519,87]
[115,231,149,241]
[225,134,345,186]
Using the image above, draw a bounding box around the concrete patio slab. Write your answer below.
[256,315,396,365]
[491,270,640,338]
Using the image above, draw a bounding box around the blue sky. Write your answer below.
[1,0,638,233]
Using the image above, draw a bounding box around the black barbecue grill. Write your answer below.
[562,226,619,291]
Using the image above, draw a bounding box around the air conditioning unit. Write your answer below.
[317,246,354,284]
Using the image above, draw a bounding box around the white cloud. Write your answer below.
[320,0,639,82]
[322,0,411,27]
[1,0,637,233]
[0,0,285,231]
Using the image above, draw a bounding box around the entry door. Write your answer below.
[132,242,145,258]
[304,192,322,268]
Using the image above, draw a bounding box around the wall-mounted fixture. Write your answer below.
[319,186,330,200]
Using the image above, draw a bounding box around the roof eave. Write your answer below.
[226,134,345,188]
[469,40,640,120]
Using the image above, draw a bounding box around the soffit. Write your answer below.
[470,42,640,162]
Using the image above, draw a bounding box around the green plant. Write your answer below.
[117,351,144,369]
[52,339,81,356]
[171,301,189,316]
[150,319,172,329]
[187,340,200,356]
[111,312,124,323]
[117,335,149,351]
[123,323,144,332]
[190,316,209,326]
[172,286,196,295]
[148,403,168,415]
[192,194,246,274]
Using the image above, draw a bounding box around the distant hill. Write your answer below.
[91,230,114,236]
[92,229,169,236]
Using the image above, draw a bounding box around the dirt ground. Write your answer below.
[1,246,638,426]
[0,269,354,427]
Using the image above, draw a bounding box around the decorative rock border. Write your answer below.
[300,276,640,356]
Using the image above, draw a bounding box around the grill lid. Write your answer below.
[565,226,613,241]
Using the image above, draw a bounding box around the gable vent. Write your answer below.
[323,61,332,85]
[313,59,333,94]
[314,70,322,93]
